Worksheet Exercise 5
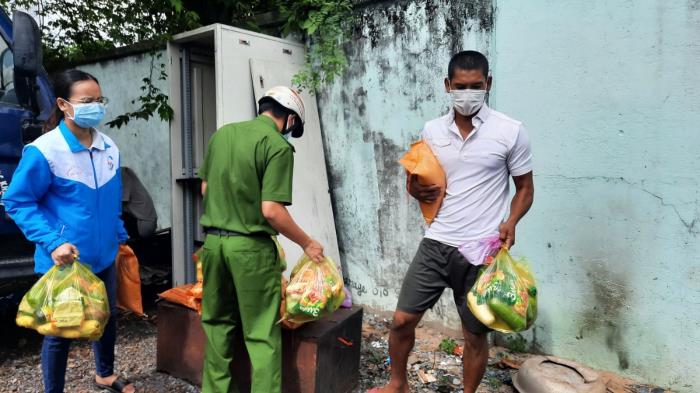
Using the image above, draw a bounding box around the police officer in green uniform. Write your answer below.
[198,86,325,393]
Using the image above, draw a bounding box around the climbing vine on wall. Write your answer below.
[0,0,352,125]
[105,54,173,129]
[281,0,353,92]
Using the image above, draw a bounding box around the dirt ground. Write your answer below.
[0,312,668,393]
[358,314,668,393]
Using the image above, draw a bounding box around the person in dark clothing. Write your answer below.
[121,166,157,239]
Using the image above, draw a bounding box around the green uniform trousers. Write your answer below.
[200,234,282,393]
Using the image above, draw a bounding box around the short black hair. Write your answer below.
[448,50,489,80]
[258,98,294,119]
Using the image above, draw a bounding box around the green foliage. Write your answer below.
[0,0,197,128]
[0,0,199,70]
[181,0,278,32]
[439,337,458,355]
[506,333,528,353]
[0,0,351,125]
[106,54,173,128]
[281,0,352,92]
[485,375,503,388]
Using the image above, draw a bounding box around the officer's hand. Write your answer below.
[408,174,441,203]
[304,239,325,263]
[281,275,288,299]
[51,243,78,266]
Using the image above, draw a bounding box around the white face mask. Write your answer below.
[282,115,295,140]
[449,89,486,116]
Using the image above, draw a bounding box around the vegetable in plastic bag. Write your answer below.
[15,261,110,340]
[281,255,345,325]
[467,247,537,333]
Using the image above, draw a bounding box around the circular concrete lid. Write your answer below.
[513,356,606,393]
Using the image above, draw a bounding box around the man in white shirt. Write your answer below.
[370,51,534,393]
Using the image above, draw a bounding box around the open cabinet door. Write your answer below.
[249,59,341,273]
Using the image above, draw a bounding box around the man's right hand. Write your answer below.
[303,239,325,263]
[408,174,441,203]
[51,243,78,266]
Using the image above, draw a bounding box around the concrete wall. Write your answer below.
[79,50,171,229]
[318,0,494,329]
[318,0,700,390]
[491,1,700,389]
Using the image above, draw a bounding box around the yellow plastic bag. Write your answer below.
[467,247,537,333]
[16,261,110,340]
[281,255,345,325]
[191,248,203,300]
[398,140,446,225]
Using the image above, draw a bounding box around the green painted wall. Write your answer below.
[492,1,700,389]
[318,0,700,389]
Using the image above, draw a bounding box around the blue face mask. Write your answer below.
[67,102,106,128]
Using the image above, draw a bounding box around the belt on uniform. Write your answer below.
[204,227,268,238]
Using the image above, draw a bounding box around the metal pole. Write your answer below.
[180,47,196,284]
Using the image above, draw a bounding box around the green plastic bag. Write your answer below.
[281,255,345,325]
[16,261,110,340]
[467,247,537,333]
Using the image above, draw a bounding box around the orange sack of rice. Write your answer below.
[159,284,201,314]
[115,245,144,315]
[398,140,446,225]
[158,250,203,314]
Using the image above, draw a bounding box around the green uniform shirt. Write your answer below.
[199,115,294,235]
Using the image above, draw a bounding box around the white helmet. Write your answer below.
[258,86,306,138]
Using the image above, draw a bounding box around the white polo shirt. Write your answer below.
[421,104,532,247]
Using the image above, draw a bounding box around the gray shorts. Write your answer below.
[397,238,491,334]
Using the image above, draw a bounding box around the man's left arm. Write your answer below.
[499,124,534,248]
[499,172,534,248]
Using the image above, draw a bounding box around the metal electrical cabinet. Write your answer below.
[168,24,341,285]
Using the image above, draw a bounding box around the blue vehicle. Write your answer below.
[0,8,55,294]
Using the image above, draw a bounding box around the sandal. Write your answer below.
[95,377,134,393]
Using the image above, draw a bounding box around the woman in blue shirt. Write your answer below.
[2,70,135,393]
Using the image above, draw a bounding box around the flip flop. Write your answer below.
[95,377,134,393]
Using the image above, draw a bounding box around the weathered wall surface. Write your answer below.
[79,51,171,229]
[317,0,495,329]
[318,0,700,390]
[491,1,700,389]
